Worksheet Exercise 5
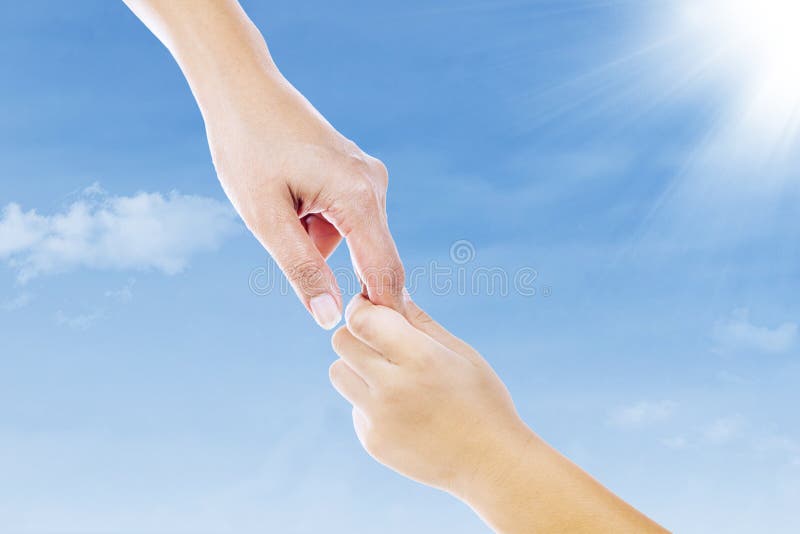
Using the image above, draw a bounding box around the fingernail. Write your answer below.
[310,293,341,330]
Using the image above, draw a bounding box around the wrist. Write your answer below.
[453,423,560,534]
[149,1,284,119]
[451,419,543,506]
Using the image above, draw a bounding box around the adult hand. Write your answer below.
[208,72,404,329]
[124,0,405,329]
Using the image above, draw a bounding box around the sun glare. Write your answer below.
[676,0,800,140]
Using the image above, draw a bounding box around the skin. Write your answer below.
[331,293,669,533]
[123,0,405,329]
[125,1,667,530]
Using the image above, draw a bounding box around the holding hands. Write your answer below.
[125,1,667,531]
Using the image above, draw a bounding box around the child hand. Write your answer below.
[329,293,529,495]
[330,294,668,533]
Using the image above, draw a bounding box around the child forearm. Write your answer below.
[456,425,667,533]
[330,294,669,533]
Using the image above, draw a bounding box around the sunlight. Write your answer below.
[676,0,800,137]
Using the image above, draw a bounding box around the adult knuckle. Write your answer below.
[341,138,363,157]
[350,176,378,203]
[346,151,369,169]
[368,157,389,186]
[288,259,326,292]
[379,262,405,296]
[361,264,404,300]
[342,150,373,179]
[372,157,388,176]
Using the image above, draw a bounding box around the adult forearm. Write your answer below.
[122,0,283,119]
[458,426,667,533]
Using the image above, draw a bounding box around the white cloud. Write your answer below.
[0,187,241,282]
[1,293,32,311]
[0,204,48,259]
[105,278,136,303]
[752,433,800,466]
[609,400,677,428]
[82,182,106,197]
[55,309,103,330]
[703,415,745,445]
[715,370,750,385]
[713,308,797,354]
[661,417,800,464]
[661,435,689,450]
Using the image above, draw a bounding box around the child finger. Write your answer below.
[344,294,430,362]
[331,326,392,384]
[329,359,370,407]
[403,293,480,360]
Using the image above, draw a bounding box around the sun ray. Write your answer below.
[666,0,800,151]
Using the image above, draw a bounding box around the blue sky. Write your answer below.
[1,1,800,532]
